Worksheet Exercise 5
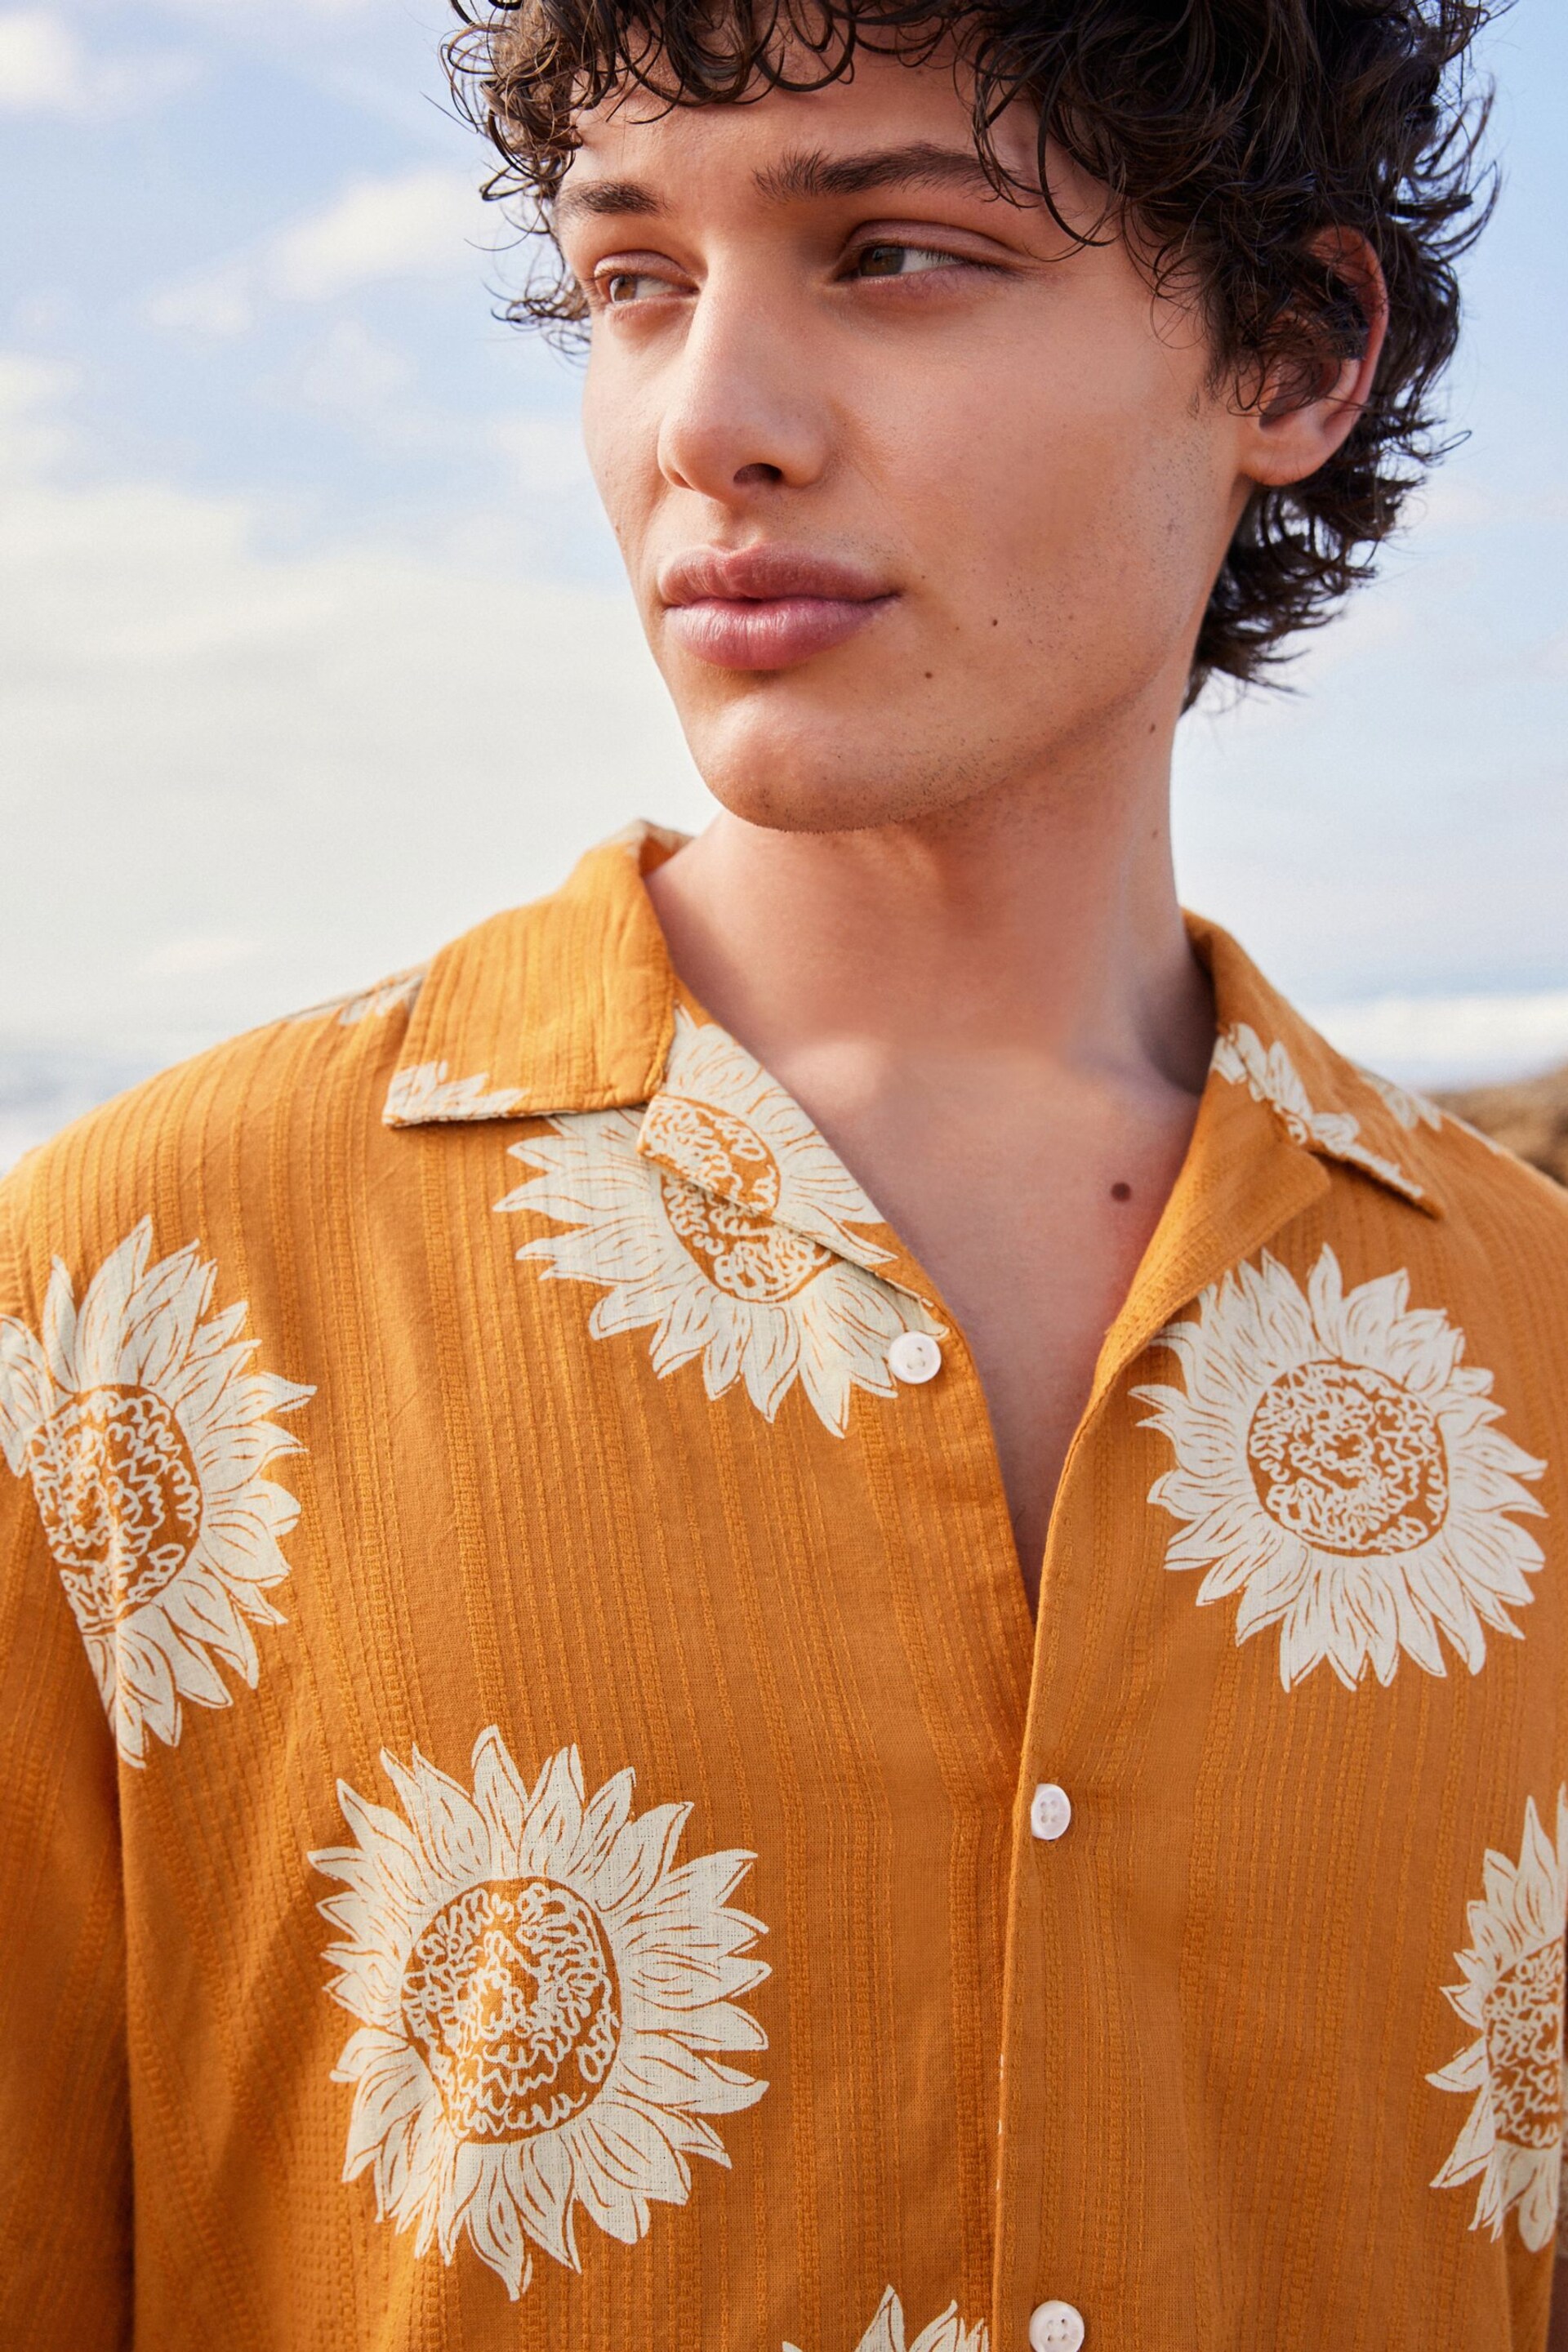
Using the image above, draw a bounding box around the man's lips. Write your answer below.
[657,545,897,671]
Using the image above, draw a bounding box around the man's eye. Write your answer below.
[599,270,671,306]
[850,243,964,279]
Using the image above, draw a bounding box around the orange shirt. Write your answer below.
[2,823,1566,2352]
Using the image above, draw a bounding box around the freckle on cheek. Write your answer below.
[1111,1182,1133,1203]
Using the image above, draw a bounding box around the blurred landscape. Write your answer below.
[0,1047,161,1175]
[1440,1066,1568,1187]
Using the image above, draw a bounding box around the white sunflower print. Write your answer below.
[1351,1055,1517,1167]
[786,2287,989,2352]
[497,1009,942,1434]
[385,1060,522,1123]
[0,1220,313,1764]
[1213,1023,1424,1201]
[1355,1063,1444,1134]
[311,1729,768,2299]
[288,966,426,1026]
[1429,1791,1568,2252]
[1135,1245,1546,1689]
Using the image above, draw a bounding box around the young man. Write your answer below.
[2,1,1563,2346]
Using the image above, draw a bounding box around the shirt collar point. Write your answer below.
[1190,916,1448,1220]
[384,822,684,1128]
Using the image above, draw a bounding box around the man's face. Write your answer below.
[560,51,1251,831]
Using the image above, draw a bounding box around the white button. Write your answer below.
[888,1331,942,1385]
[1028,2302,1085,2351]
[1029,1782,1072,1842]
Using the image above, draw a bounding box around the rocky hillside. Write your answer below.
[1436,1065,1568,1188]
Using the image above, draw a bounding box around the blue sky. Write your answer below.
[1,0,1566,1160]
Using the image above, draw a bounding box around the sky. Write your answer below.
[1,0,1566,1164]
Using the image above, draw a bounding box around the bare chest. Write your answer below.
[821,1089,1199,1608]
[917,1179,1167,1606]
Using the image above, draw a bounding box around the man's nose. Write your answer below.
[655,271,831,500]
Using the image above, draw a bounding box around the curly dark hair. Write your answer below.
[445,0,1501,698]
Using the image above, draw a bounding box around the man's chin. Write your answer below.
[678,715,992,837]
[691,770,977,837]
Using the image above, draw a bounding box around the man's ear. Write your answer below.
[1239,229,1391,492]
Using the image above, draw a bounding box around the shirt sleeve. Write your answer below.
[0,1167,132,2350]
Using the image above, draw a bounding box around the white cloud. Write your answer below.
[0,9,71,105]
[0,349,710,1064]
[1311,991,1568,1089]
[146,261,255,340]
[0,7,196,115]
[148,166,488,337]
[272,167,483,297]
[288,318,416,423]
[495,412,595,498]
[1409,475,1499,533]
[0,350,72,474]
[140,934,264,978]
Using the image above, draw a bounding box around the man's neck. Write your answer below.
[644,733,1214,1109]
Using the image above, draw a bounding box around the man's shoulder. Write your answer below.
[1417,1084,1568,1245]
[1339,1053,1566,1222]
[0,825,681,1287]
[1335,1061,1568,1343]
[1196,920,1568,1273]
[0,963,432,1289]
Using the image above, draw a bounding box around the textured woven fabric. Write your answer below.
[2,823,1566,2351]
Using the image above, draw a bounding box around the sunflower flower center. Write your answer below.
[26,1383,203,1629]
[1245,1359,1449,1555]
[1486,1936,1566,2152]
[401,1878,622,2142]
[644,1095,782,1213]
[648,1097,833,1302]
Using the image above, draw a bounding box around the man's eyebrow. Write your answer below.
[555,176,666,223]
[555,140,1008,223]
[752,140,1004,204]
